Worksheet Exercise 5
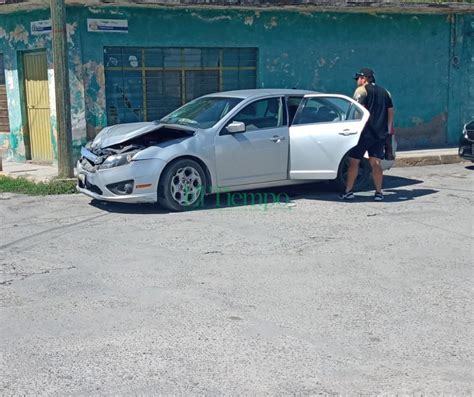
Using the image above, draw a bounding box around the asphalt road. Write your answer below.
[1,163,473,395]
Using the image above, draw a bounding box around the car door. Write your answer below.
[214,96,289,187]
[289,94,369,180]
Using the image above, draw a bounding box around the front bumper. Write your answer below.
[459,136,474,161]
[75,158,166,203]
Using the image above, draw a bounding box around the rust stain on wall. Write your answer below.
[396,112,447,148]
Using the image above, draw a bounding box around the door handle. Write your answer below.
[338,130,358,136]
[270,135,286,143]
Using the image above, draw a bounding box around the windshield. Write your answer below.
[160,96,243,129]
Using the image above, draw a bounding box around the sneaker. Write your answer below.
[339,191,355,200]
[374,192,384,201]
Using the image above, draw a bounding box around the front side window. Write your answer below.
[229,97,284,132]
[293,97,360,125]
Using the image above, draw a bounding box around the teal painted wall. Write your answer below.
[461,14,474,124]
[1,6,473,161]
[0,8,87,161]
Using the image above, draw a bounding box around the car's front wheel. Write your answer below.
[334,155,371,192]
[158,159,205,211]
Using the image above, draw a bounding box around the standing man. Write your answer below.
[340,67,394,201]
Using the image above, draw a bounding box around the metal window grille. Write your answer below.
[0,54,5,85]
[104,47,258,125]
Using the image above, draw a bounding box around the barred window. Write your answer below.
[104,47,257,125]
[0,54,5,85]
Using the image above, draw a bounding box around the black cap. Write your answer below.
[354,67,375,80]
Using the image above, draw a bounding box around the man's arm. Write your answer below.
[387,107,395,135]
[353,86,367,105]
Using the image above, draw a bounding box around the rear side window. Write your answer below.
[293,96,361,125]
[287,96,303,125]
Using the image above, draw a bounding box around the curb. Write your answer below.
[394,153,464,168]
[0,172,68,183]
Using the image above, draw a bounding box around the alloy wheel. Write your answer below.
[169,166,202,206]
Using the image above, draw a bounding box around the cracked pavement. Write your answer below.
[0,163,473,394]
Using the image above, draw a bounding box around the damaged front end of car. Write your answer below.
[76,124,196,203]
[79,143,144,173]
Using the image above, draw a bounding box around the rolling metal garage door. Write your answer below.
[104,47,257,125]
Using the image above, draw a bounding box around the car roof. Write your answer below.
[206,88,320,99]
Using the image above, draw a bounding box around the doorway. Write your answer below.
[23,51,53,162]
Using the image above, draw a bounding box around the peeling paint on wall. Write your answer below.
[5,67,25,161]
[11,25,29,45]
[0,28,8,40]
[70,55,87,143]
[88,7,125,16]
[83,60,106,139]
[244,16,254,26]
[47,68,58,160]
[67,22,78,45]
[190,13,231,22]
[265,53,290,75]
[264,16,278,30]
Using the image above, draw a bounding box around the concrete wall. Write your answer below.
[0,6,472,161]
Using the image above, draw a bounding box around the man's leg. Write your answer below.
[345,157,360,193]
[369,156,383,193]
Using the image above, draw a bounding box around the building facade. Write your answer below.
[0,2,473,163]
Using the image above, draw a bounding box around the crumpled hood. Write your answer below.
[91,122,159,149]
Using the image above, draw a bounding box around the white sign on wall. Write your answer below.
[31,20,52,35]
[87,19,128,33]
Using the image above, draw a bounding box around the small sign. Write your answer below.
[31,20,52,35]
[87,19,128,33]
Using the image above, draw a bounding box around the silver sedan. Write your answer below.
[76,89,395,211]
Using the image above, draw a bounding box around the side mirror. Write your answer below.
[225,121,246,134]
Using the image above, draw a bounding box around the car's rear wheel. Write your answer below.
[158,159,205,211]
[334,155,371,192]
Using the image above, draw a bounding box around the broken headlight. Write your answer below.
[99,153,134,170]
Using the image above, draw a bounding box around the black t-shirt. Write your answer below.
[353,83,393,140]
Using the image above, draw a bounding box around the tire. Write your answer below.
[333,155,371,192]
[158,159,206,212]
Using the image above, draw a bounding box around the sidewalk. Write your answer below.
[0,147,466,184]
[0,160,59,182]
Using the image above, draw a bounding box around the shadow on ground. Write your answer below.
[89,174,435,214]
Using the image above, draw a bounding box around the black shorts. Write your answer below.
[349,134,385,160]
